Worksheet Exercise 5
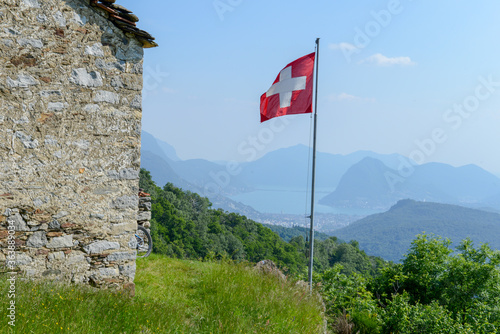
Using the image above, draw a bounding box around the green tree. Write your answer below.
[370,233,500,332]
[382,293,473,334]
[401,234,453,305]
[319,264,382,333]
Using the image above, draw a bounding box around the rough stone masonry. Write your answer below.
[0,0,156,293]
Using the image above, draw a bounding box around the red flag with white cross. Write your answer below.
[260,52,315,122]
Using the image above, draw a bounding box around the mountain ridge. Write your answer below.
[332,199,500,262]
[141,131,500,219]
[320,156,500,211]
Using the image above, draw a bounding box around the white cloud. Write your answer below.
[329,42,359,52]
[360,53,416,66]
[329,42,362,63]
[328,93,375,103]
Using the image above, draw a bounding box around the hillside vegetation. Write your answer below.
[319,234,500,333]
[263,224,332,242]
[139,168,386,277]
[0,255,325,333]
[333,199,500,262]
[139,168,500,333]
[4,169,500,333]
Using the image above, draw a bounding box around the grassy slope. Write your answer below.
[0,255,325,333]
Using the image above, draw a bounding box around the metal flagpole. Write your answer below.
[308,38,320,289]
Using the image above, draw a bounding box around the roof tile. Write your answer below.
[90,0,158,48]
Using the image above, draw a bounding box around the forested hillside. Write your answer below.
[262,224,331,242]
[139,168,500,332]
[319,234,500,333]
[139,168,385,276]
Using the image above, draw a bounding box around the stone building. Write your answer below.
[0,0,156,293]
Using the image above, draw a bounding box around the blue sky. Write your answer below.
[121,0,500,174]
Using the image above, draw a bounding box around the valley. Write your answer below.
[141,130,500,261]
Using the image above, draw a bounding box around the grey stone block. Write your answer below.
[7,74,38,87]
[52,11,66,27]
[137,211,151,221]
[116,44,143,61]
[69,68,103,87]
[46,235,73,249]
[119,263,136,278]
[16,253,33,265]
[107,251,137,262]
[48,251,65,262]
[130,95,141,109]
[48,220,61,229]
[85,43,104,57]
[27,231,47,248]
[83,104,100,113]
[112,196,138,210]
[94,90,120,104]
[8,213,29,231]
[67,254,86,265]
[99,268,119,277]
[21,0,41,8]
[17,38,43,48]
[84,241,120,254]
[95,59,126,72]
[139,201,151,211]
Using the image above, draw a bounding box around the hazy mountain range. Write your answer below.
[141,131,259,216]
[141,131,500,261]
[238,145,404,190]
[141,131,500,215]
[332,199,500,262]
[320,157,500,211]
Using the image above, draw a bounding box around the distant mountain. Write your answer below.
[482,193,500,211]
[156,137,180,162]
[239,144,405,189]
[141,131,173,163]
[409,163,500,202]
[142,131,180,162]
[141,133,258,217]
[172,159,251,196]
[320,157,500,210]
[142,131,251,196]
[141,132,500,218]
[141,150,191,190]
[332,199,500,262]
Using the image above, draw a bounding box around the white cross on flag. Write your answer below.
[260,52,315,122]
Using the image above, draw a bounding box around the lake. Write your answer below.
[229,186,381,216]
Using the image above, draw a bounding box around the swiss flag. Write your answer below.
[260,52,315,122]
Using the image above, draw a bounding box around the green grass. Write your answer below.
[0,254,325,333]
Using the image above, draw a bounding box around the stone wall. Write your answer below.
[0,0,145,292]
[138,189,152,229]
